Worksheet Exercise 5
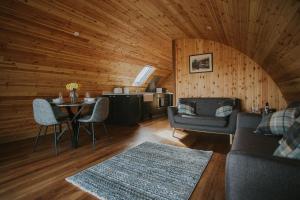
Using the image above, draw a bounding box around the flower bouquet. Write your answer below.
[66,82,79,103]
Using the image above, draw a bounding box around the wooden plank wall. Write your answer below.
[0,0,297,143]
[0,0,172,143]
[175,39,287,111]
[159,72,176,94]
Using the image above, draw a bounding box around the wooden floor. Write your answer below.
[0,118,230,200]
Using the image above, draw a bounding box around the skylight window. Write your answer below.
[133,65,155,86]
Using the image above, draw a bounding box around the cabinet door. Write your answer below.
[105,95,142,125]
[113,96,126,123]
[125,95,142,124]
[106,95,116,123]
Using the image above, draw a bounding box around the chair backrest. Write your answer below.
[90,97,109,122]
[46,98,66,117]
[33,99,58,126]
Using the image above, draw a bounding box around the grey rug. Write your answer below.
[66,142,213,200]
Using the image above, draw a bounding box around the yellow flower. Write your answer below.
[66,82,79,90]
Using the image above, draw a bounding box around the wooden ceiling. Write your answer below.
[135,0,299,102]
[0,0,299,98]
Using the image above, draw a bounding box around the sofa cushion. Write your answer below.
[216,105,233,117]
[174,114,228,127]
[255,107,300,136]
[232,129,280,156]
[178,102,196,115]
[273,117,300,160]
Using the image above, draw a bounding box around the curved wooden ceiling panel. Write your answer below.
[148,0,300,101]
[1,0,300,102]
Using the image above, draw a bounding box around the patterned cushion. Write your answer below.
[178,102,196,115]
[273,117,300,160]
[255,107,300,135]
[215,105,233,117]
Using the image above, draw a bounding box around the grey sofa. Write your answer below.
[168,98,240,137]
[226,102,300,200]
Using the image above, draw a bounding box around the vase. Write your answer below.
[70,89,78,103]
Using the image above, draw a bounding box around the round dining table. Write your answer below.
[54,101,95,148]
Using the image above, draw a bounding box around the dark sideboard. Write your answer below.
[103,93,173,125]
[103,94,143,125]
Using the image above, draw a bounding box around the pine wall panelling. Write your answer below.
[0,0,299,142]
[0,0,173,143]
[175,39,287,111]
[159,72,176,94]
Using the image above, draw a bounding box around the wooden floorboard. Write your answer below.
[0,118,230,200]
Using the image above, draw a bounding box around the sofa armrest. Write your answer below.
[226,151,300,200]
[227,109,239,134]
[168,106,178,127]
[237,112,262,129]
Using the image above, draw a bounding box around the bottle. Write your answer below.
[58,92,64,104]
[264,102,269,114]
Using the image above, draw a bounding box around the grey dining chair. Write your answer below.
[77,97,109,149]
[46,98,69,121]
[32,99,72,155]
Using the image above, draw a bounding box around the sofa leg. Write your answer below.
[229,134,234,145]
[172,128,176,137]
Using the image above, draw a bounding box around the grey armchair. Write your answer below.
[77,97,109,148]
[32,99,71,155]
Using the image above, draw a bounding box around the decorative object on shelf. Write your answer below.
[66,82,79,103]
[189,53,213,73]
[123,87,129,94]
[251,104,259,113]
[259,102,276,116]
[113,87,123,94]
[264,102,270,114]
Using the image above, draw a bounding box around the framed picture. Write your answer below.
[189,53,213,73]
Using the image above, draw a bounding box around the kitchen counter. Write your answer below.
[102,92,173,95]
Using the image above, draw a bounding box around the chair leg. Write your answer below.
[66,121,73,147]
[66,121,72,134]
[91,122,95,149]
[33,126,43,151]
[103,123,108,135]
[77,122,80,145]
[54,125,58,155]
[44,126,48,136]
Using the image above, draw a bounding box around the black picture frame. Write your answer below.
[189,53,213,73]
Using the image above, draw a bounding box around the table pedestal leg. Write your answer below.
[66,107,79,148]
[71,121,79,148]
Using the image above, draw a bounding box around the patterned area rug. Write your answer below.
[66,142,213,200]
